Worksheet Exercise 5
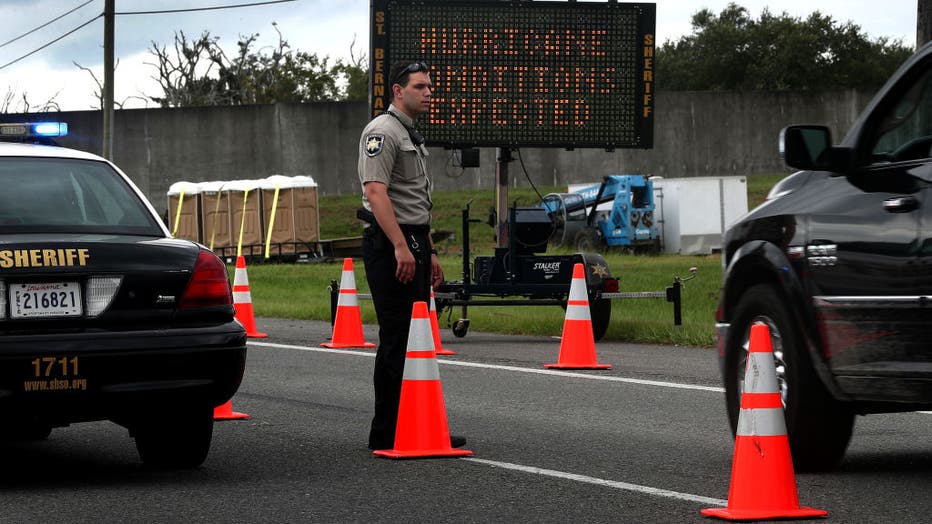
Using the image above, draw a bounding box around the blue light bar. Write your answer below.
[32,122,68,137]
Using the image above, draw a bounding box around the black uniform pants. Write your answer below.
[362,223,431,450]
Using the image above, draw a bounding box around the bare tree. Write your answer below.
[73,59,148,109]
[145,30,228,107]
[1,87,60,113]
[145,24,356,107]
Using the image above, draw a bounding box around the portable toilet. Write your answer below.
[259,175,320,256]
[167,181,202,243]
[199,181,233,252]
[227,179,264,255]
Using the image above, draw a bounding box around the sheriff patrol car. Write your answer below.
[0,123,246,468]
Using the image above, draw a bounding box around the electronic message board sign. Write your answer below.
[369,0,655,149]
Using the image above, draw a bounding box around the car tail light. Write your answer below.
[0,280,6,320]
[86,276,122,317]
[179,250,233,308]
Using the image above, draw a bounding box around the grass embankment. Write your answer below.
[242,174,786,347]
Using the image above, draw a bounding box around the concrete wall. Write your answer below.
[3,89,875,217]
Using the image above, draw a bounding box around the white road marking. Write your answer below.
[248,341,729,506]
[463,457,728,506]
[248,341,724,393]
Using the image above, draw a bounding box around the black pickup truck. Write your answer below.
[717,42,932,471]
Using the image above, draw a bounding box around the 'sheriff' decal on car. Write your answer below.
[0,248,90,268]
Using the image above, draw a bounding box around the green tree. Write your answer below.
[657,3,913,91]
[147,24,368,107]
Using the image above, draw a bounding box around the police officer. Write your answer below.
[358,60,463,451]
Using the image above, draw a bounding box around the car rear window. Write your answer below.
[0,157,163,235]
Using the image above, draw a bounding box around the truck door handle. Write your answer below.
[883,196,920,213]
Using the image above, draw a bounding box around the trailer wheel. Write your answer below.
[452,318,470,338]
[590,297,611,341]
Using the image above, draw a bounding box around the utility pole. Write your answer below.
[103,0,114,159]
[919,0,932,48]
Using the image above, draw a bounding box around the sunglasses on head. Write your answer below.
[393,62,429,85]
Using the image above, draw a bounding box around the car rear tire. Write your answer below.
[134,402,214,469]
[724,284,854,472]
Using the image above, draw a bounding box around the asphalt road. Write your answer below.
[2,316,931,523]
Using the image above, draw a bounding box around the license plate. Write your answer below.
[11,282,83,319]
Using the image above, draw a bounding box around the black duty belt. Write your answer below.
[399,224,430,234]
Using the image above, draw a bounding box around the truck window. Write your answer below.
[871,66,932,162]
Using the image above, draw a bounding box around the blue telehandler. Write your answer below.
[541,174,661,252]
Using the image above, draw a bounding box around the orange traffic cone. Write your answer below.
[701,323,828,521]
[322,258,375,348]
[233,256,267,338]
[373,301,472,459]
[429,287,456,356]
[214,399,249,421]
[545,263,610,369]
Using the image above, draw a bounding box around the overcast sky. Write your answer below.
[0,0,920,111]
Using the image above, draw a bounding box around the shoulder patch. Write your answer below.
[364,134,385,157]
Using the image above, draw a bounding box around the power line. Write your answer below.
[0,14,102,71]
[0,0,97,49]
[116,0,297,16]
[0,0,299,73]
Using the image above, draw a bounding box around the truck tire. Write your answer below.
[134,401,214,469]
[573,229,599,252]
[724,284,854,471]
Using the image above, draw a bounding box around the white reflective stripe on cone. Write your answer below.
[337,290,359,307]
[233,291,252,303]
[339,270,356,290]
[402,357,441,381]
[568,278,588,302]
[234,268,249,285]
[745,352,780,394]
[736,407,787,436]
[407,318,434,351]
[565,303,592,321]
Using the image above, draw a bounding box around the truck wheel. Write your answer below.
[589,297,611,341]
[573,229,599,252]
[724,284,854,471]
[134,402,214,469]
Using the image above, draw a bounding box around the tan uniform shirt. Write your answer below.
[358,105,432,225]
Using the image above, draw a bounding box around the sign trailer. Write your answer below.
[362,1,685,340]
